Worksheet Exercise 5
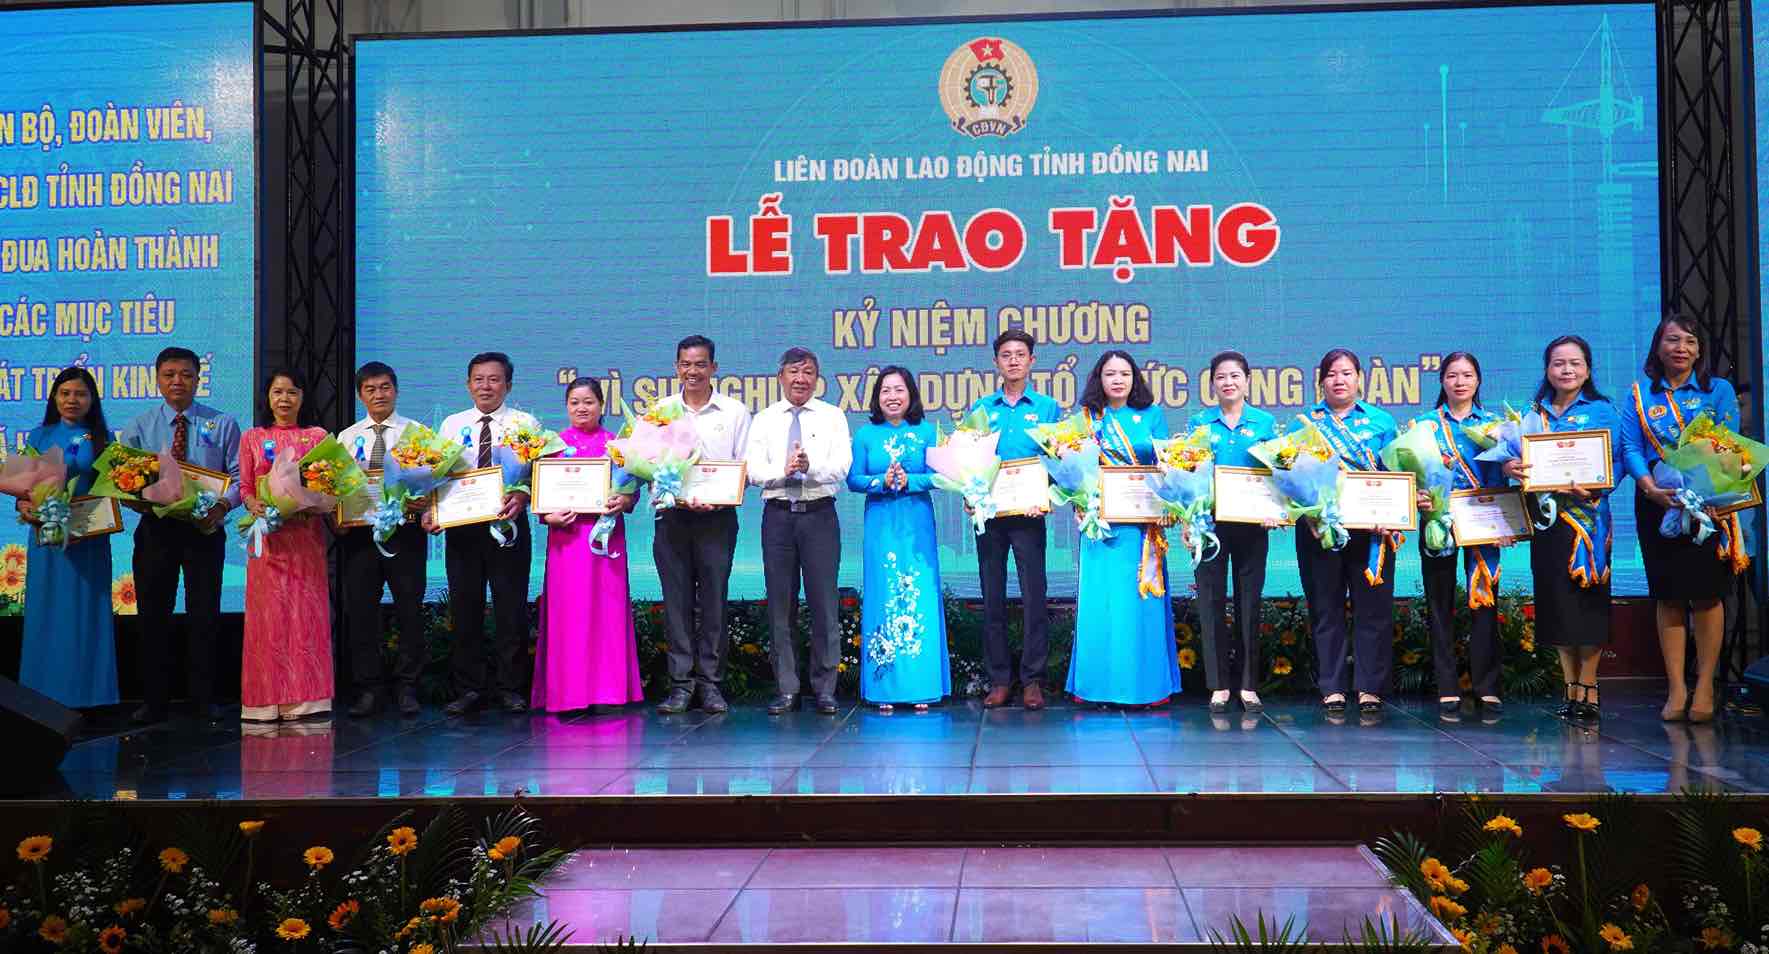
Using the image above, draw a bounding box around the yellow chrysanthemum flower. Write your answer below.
[238,820,265,838]
[1523,867,1553,894]
[16,834,51,863]
[1734,827,1764,852]
[1483,815,1523,837]
[1429,895,1466,920]
[275,918,311,941]
[1562,812,1601,832]
[1599,923,1633,951]
[303,846,334,870]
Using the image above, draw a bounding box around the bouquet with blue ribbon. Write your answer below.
[608,403,700,510]
[1150,427,1217,567]
[1468,403,1556,529]
[485,418,565,547]
[1029,413,1109,540]
[1381,423,1455,556]
[1250,418,1348,550]
[371,423,464,556]
[235,447,333,558]
[2,446,73,548]
[1653,413,1769,573]
[928,407,1002,535]
[142,450,222,533]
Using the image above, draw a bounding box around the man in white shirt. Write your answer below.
[744,347,852,715]
[337,361,427,718]
[653,335,753,716]
[423,351,538,716]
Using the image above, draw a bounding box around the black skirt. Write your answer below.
[1635,487,1732,601]
[1530,515,1611,647]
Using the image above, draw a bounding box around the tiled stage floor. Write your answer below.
[28,689,1767,799]
[494,843,1455,947]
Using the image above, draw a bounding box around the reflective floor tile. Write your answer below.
[962,846,1176,887]
[708,888,956,943]
[750,847,965,888]
[967,764,1156,794]
[552,848,769,890]
[951,887,1197,942]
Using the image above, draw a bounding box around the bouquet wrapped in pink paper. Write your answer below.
[1,447,72,547]
[235,444,336,557]
[142,450,224,531]
[928,407,1002,535]
[607,403,700,510]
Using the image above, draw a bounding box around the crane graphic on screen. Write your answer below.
[1541,13,1654,329]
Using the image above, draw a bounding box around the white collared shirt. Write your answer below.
[745,397,851,501]
[337,412,416,467]
[656,390,752,461]
[438,403,539,465]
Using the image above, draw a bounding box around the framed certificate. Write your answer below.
[1099,465,1165,524]
[992,457,1049,517]
[335,469,383,529]
[1520,430,1614,491]
[1713,478,1764,517]
[428,467,506,528]
[1339,470,1418,530]
[680,459,747,507]
[532,458,613,515]
[180,462,233,499]
[1448,487,1533,546]
[68,496,122,541]
[1213,466,1292,526]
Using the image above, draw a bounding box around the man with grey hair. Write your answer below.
[744,347,852,714]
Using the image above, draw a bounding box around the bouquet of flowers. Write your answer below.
[143,450,224,531]
[1382,422,1455,555]
[88,441,162,501]
[1,447,73,547]
[928,407,1002,535]
[1651,412,1769,551]
[370,424,464,554]
[235,443,338,557]
[607,402,700,510]
[486,417,565,546]
[1150,426,1217,566]
[1029,412,1108,540]
[300,435,368,499]
[1250,417,1348,550]
[1467,402,1556,527]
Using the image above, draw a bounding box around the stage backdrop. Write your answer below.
[355,1,1661,601]
[0,0,258,613]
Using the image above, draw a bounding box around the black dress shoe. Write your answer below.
[699,685,730,714]
[1323,697,1348,714]
[498,691,527,713]
[656,688,692,714]
[347,691,378,718]
[1209,696,1230,714]
[1480,698,1504,717]
[814,694,838,715]
[398,687,422,716]
[1438,699,1462,722]
[444,691,482,716]
[130,704,166,725]
[766,693,798,715]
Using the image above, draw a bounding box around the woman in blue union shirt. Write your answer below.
[13,367,119,709]
[1506,335,1623,723]
[1620,316,1740,723]
[1188,350,1278,714]
[1295,348,1399,719]
[1413,352,1509,721]
[847,366,950,710]
[1069,350,1182,707]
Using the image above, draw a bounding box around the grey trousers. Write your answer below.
[761,500,842,698]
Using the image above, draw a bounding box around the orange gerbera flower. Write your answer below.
[1542,935,1571,954]
[1429,895,1467,920]
[1735,827,1764,852]
[98,925,126,954]
[1523,868,1554,894]
[158,846,188,873]
[1563,812,1601,832]
[328,899,359,931]
[39,915,68,945]
[387,826,418,855]
[1630,883,1650,911]
[275,918,310,941]
[208,908,239,926]
[1483,815,1523,837]
[114,897,146,917]
[238,820,265,838]
[16,835,51,863]
[303,846,334,870]
[1701,927,1735,950]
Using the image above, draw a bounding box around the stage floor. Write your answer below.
[494,843,1455,948]
[26,689,1767,800]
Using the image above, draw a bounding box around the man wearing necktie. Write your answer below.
[426,352,537,715]
[336,362,427,717]
[119,346,242,724]
[744,347,852,715]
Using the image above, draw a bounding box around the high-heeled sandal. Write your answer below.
[1573,682,1601,722]
[1554,682,1580,720]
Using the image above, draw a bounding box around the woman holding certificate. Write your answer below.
[1069,351,1181,707]
[1620,316,1740,723]
[1296,349,1399,718]
[239,368,333,722]
[1414,353,1507,720]
[847,367,950,710]
[1189,351,1277,714]
[1507,335,1623,723]
[532,377,643,712]
[13,367,118,710]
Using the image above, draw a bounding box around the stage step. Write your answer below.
[479,843,1455,951]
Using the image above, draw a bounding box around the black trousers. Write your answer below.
[1196,522,1269,691]
[760,499,842,698]
[975,514,1049,688]
[1296,528,1395,696]
[1419,540,1501,698]
[653,507,738,690]
[133,513,225,709]
[443,519,532,695]
[341,524,429,694]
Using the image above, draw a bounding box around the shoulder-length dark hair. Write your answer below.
[1433,351,1485,409]
[1080,350,1154,413]
[1642,314,1713,390]
[1532,335,1608,405]
[40,366,109,454]
[868,366,925,424]
[257,367,321,428]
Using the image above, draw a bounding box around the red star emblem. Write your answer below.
[969,38,1004,62]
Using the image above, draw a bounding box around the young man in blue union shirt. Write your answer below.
[967,330,1063,709]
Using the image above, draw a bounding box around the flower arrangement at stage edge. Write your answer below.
[109,573,138,616]
[0,806,571,953]
[0,544,24,616]
[1370,795,1769,954]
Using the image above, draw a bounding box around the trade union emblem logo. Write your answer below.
[939,37,1038,138]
